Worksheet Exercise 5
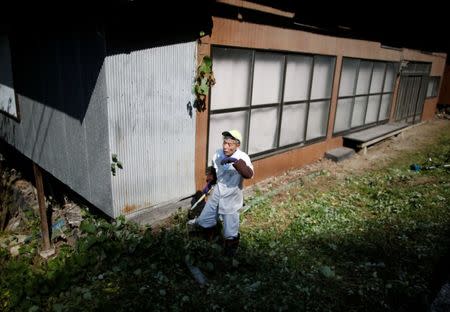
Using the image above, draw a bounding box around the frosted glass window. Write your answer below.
[351,96,368,128]
[211,47,252,110]
[279,103,307,146]
[355,61,372,95]
[310,56,335,100]
[248,107,278,154]
[339,58,358,97]
[365,95,381,124]
[426,79,434,97]
[0,36,18,118]
[306,100,329,140]
[383,63,396,92]
[378,94,392,120]
[426,77,440,97]
[284,55,313,102]
[334,98,352,133]
[208,111,248,163]
[369,63,386,93]
[252,52,283,105]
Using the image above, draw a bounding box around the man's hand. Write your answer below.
[220,157,238,165]
[202,182,213,194]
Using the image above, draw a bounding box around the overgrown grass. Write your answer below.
[1,123,450,311]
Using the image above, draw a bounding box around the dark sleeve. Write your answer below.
[233,159,253,179]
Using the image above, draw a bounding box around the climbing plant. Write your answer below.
[193,56,215,112]
[111,154,123,177]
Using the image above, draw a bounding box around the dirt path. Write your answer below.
[246,118,450,197]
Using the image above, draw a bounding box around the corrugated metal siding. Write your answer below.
[0,32,113,216]
[106,41,197,217]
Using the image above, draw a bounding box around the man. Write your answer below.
[190,129,254,257]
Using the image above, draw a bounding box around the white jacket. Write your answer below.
[211,148,253,214]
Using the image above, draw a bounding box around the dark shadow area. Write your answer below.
[0,0,213,121]
[7,28,105,122]
[3,206,450,311]
[104,0,213,55]
[0,140,112,224]
[214,0,450,57]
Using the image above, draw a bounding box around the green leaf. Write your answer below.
[198,57,212,74]
[112,154,118,162]
[205,261,214,271]
[82,290,92,300]
[319,266,335,278]
[80,221,97,234]
[53,304,64,312]
[116,161,123,169]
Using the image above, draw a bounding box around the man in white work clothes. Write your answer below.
[191,129,254,257]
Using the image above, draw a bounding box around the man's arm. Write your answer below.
[233,159,253,179]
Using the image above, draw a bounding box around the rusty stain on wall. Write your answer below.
[122,204,137,214]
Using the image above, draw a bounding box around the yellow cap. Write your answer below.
[222,129,242,143]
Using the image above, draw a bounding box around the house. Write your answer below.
[0,0,446,221]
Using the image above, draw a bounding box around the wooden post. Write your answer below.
[32,163,52,254]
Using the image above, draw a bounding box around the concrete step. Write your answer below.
[324,147,355,162]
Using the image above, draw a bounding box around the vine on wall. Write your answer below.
[193,56,215,112]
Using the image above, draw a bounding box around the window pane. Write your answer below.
[284,55,313,102]
[426,77,440,97]
[252,52,283,105]
[355,61,372,95]
[211,47,252,110]
[351,96,368,128]
[0,35,18,118]
[310,56,335,100]
[339,58,358,97]
[306,100,329,140]
[383,63,397,92]
[279,103,307,146]
[248,107,278,154]
[426,79,433,97]
[365,95,381,124]
[433,77,440,96]
[369,63,386,93]
[208,111,248,163]
[378,94,392,120]
[334,98,352,133]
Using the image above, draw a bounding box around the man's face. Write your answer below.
[223,138,239,156]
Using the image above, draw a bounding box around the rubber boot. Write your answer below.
[224,233,240,257]
[201,225,218,242]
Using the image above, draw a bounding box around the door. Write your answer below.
[395,62,430,123]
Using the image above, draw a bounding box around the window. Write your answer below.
[0,35,18,119]
[208,47,335,161]
[426,76,440,98]
[333,58,398,134]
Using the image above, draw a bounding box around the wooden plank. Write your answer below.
[344,122,408,143]
[358,128,405,148]
[32,163,51,252]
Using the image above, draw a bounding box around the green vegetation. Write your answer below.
[1,125,450,311]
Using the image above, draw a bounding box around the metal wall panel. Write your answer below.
[106,41,197,217]
[0,32,113,216]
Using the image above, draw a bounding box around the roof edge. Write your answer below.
[216,0,295,18]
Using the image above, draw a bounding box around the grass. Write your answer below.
[1,121,450,311]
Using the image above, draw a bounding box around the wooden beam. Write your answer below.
[216,0,295,18]
[32,163,51,252]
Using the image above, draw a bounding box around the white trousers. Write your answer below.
[196,189,240,239]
